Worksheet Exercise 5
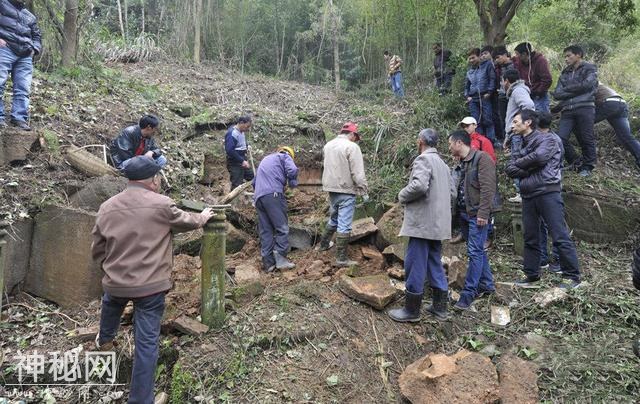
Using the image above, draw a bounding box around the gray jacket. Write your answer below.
[398,148,451,240]
[505,80,534,140]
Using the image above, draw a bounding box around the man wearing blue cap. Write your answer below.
[91,155,213,404]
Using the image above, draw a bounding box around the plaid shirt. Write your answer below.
[388,55,402,75]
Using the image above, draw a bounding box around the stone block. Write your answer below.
[288,224,317,250]
[349,217,378,242]
[399,350,499,404]
[172,315,209,336]
[0,128,40,166]
[563,191,640,243]
[387,264,404,280]
[533,287,568,308]
[68,175,127,211]
[2,219,34,294]
[382,242,407,262]
[361,245,385,271]
[374,204,403,250]
[234,264,262,284]
[25,206,103,307]
[445,256,467,288]
[497,354,539,404]
[338,274,398,310]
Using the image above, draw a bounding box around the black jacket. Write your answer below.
[0,0,42,57]
[552,61,598,112]
[110,125,162,168]
[505,130,564,199]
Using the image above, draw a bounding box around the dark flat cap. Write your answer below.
[122,156,162,180]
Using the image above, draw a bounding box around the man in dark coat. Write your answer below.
[551,45,598,177]
[433,43,454,95]
[110,115,166,170]
[0,0,42,130]
[225,115,254,189]
[505,109,582,290]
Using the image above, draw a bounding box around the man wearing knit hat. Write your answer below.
[91,155,213,404]
[317,122,369,267]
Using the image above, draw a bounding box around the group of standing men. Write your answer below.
[385,42,640,177]
[465,42,640,177]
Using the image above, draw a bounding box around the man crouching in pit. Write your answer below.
[388,129,452,322]
[91,155,213,404]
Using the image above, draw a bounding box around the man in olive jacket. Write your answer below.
[449,130,497,310]
[92,156,213,404]
[388,129,452,322]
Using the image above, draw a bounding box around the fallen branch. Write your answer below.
[220,182,252,205]
[3,302,81,327]
[370,312,394,402]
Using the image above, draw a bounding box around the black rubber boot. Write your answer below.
[334,233,357,267]
[388,290,423,322]
[316,225,337,251]
[274,251,295,270]
[426,288,449,321]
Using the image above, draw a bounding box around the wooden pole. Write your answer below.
[200,208,226,328]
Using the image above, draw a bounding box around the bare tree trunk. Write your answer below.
[61,0,79,67]
[473,0,525,45]
[194,0,202,63]
[274,0,280,75]
[124,0,128,39]
[157,3,164,41]
[279,25,286,75]
[116,0,126,41]
[214,0,225,62]
[141,0,145,34]
[330,0,340,92]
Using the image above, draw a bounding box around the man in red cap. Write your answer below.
[317,122,369,267]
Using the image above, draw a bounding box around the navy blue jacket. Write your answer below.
[110,125,162,168]
[224,126,248,165]
[465,59,496,97]
[505,130,564,198]
[0,0,42,57]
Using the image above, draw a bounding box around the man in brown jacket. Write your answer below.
[91,155,213,404]
[449,130,496,310]
[317,122,368,267]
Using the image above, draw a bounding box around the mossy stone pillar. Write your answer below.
[200,209,227,328]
